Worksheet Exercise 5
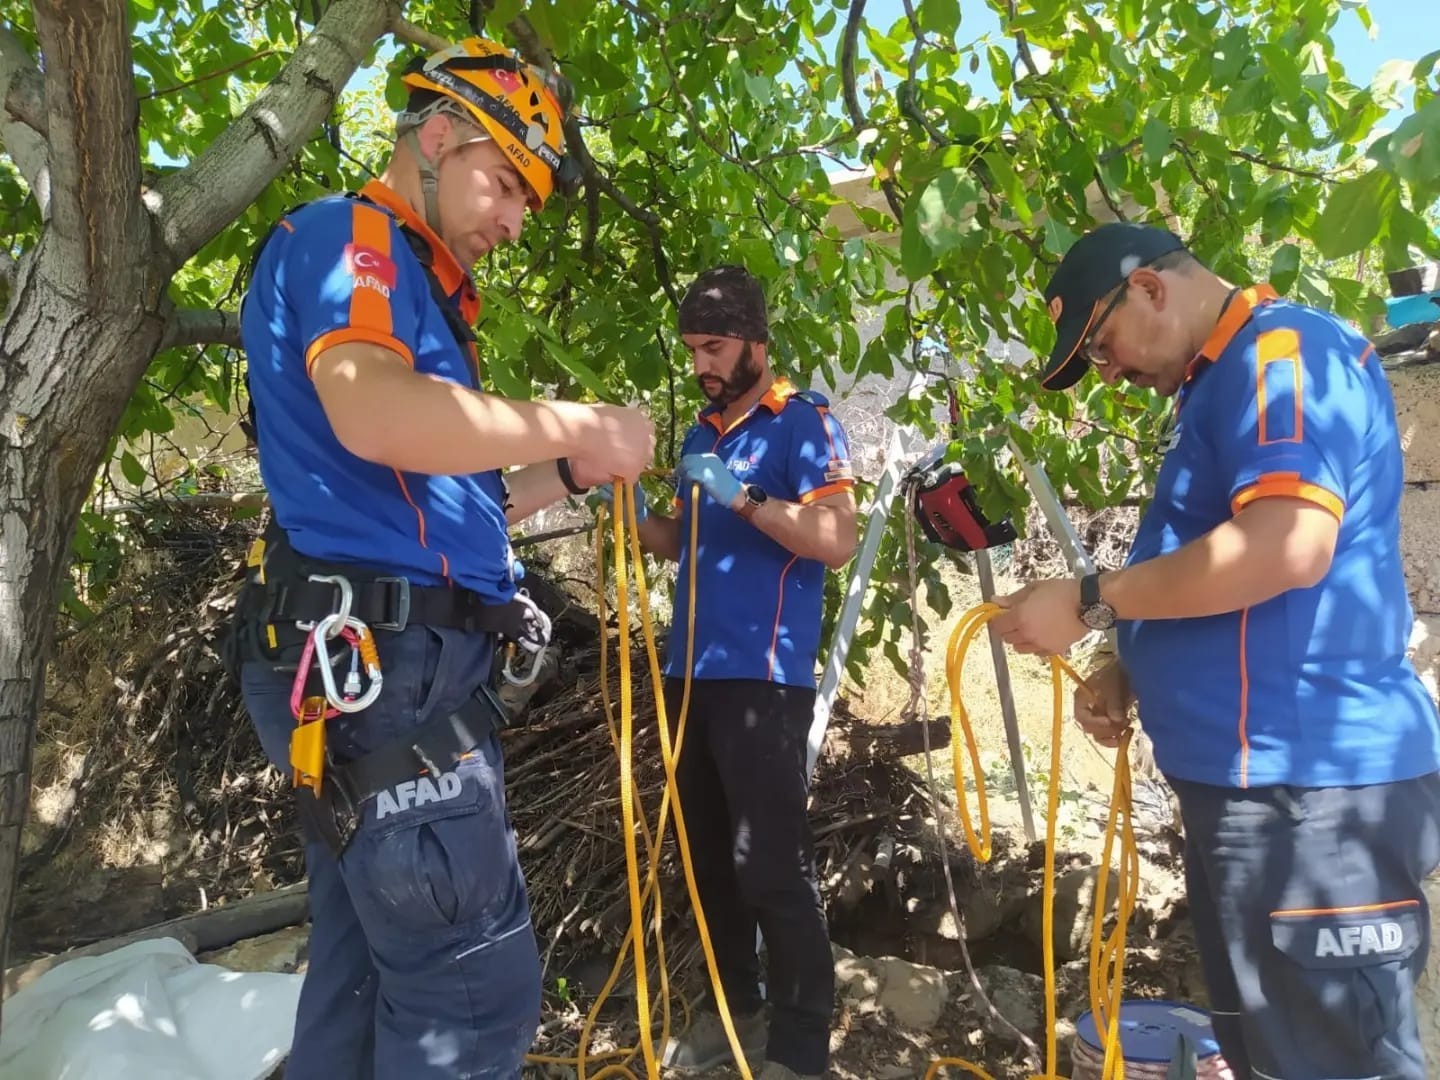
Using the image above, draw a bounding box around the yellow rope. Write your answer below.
[924,603,1139,1080]
[526,510,1142,1080]
[529,482,754,1080]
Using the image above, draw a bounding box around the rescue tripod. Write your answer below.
[807,382,1104,841]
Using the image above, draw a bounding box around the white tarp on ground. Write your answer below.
[0,936,301,1080]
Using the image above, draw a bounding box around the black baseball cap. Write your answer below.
[1040,223,1187,391]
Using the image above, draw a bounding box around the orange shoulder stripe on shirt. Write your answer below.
[1255,326,1303,446]
[1230,471,1345,523]
[304,202,409,377]
[798,480,855,505]
[305,328,415,377]
[348,202,394,337]
[815,404,840,460]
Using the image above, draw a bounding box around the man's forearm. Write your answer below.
[744,496,857,569]
[314,345,597,475]
[504,461,572,525]
[1100,499,1337,620]
[635,513,683,562]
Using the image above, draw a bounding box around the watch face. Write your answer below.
[1081,603,1116,631]
[747,485,768,504]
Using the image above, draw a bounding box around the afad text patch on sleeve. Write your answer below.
[345,244,397,294]
[824,457,854,483]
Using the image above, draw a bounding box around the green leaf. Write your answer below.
[1141,116,1172,164]
[914,167,979,256]
[1313,169,1399,260]
[1117,0,1143,39]
[900,199,940,281]
[744,73,773,106]
[1042,216,1079,257]
[987,44,1012,92]
[1386,97,1440,200]
[1269,243,1302,295]
[864,26,908,78]
[545,341,610,400]
[919,0,961,39]
[120,450,147,487]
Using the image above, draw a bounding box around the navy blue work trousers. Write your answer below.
[242,625,540,1079]
[1171,772,1440,1080]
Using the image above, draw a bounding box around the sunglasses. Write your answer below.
[1078,282,1129,368]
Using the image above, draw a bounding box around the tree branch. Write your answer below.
[141,50,277,101]
[0,23,51,214]
[32,0,147,293]
[160,308,242,352]
[1227,148,1335,182]
[0,25,45,136]
[841,0,905,223]
[1005,1,1127,223]
[391,15,449,54]
[502,14,683,309]
[151,0,399,268]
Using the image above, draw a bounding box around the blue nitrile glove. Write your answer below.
[677,453,743,510]
[587,482,648,521]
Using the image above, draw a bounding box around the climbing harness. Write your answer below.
[225,519,551,857]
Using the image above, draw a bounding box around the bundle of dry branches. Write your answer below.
[19,511,928,978]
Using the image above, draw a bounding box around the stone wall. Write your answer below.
[1395,360,1440,699]
[1390,356,1440,1063]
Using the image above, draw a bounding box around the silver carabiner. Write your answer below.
[312,613,384,712]
[305,574,353,638]
[501,591,552,688]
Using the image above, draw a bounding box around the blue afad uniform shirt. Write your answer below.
[240,180,517,603]
[1116,284,1440,789]
[664,380,855,688]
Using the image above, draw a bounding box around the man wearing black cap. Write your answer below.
[594,265,859,1079]
[992,223,1440,1079]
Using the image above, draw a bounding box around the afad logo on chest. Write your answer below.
[345,243,397,298]
[727,454,760,476]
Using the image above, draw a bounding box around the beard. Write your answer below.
[698,342,763,406]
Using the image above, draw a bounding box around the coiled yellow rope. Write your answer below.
[923,603,1139,1080]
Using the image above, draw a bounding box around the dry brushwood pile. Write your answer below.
[21,506,1200,1078]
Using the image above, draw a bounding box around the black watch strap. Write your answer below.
[556,457,589,496]
[1081,573,1101,607]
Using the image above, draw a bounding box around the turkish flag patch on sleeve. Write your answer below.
[345,244,397,290]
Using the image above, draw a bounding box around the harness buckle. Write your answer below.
[372,576,411,632]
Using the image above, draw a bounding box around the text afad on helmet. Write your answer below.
[506,143,533,172]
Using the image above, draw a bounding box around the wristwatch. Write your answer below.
[1079,573,1117,631]
[737,484,768,521]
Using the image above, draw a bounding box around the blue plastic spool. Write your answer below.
[1075,1000,1222,1064]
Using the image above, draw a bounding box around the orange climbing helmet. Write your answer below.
[400,36,582,208]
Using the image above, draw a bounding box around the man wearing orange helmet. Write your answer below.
[232,35,653,1078]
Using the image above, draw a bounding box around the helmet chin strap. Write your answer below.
[404,128,446,236]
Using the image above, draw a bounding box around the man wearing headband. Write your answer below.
[991,222,1440,1079]
[595,265,859,1079]
[235,34,654,1077]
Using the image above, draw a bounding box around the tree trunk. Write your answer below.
[0,251,166,985]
